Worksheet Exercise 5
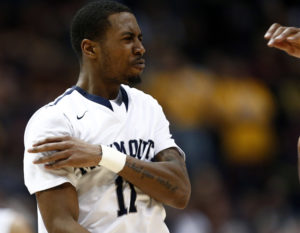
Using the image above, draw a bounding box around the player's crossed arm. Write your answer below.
[28,136,191,209]
[119,147,191,209]
[265,23,300,58]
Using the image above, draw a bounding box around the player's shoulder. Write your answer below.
[47,86,79,108]
[122,85,160,107]
[25,105,64,138]
[27,89,71,124]
[25,88,75,135]
[26,104,61,126]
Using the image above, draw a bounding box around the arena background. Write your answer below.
[1,0,300,232]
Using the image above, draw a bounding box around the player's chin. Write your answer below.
[127,75,142,86]
[131,65,145,75]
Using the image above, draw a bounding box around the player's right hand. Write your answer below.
[265,23,300,58]
[28,136,102,169]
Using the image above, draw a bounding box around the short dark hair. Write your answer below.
[70,0,132,58]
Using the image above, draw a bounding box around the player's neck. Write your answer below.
[76,68,120,100]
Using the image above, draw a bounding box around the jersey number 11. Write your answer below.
[115,176,137,216]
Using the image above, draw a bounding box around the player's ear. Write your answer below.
[81,39,98,59]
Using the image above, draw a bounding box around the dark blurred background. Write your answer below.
[1,0,300,232]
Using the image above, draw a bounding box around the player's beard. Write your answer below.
[99,48,142,86]
[127,75,141,86]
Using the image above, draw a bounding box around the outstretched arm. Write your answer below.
[28,136,191,209]
[265,23,300,58]
[36,182,90,233]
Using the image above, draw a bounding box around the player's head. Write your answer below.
[71,0,146,85]
[71,0,131,59]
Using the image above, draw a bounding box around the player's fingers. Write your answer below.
[274,27,299,42]
[33,150,71,164]
[268,41,293,54]
[269,26,286,40]
[264,23,281,39]
[267,26,286,47]
[287,31,300,42]
[32,135,72,147]
[28,141,72,153]
[44,159,71,169]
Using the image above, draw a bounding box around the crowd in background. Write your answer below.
[1,0,300,232]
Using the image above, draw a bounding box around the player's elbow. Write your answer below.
[172,180,191,209]
[179,183,192,209]
[47,218,78,233]
[171,166,191,209]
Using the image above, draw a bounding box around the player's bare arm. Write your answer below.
[120,147,191,209]
[265,23,300,58]
[28,136,191,209]
[35,182,90,233]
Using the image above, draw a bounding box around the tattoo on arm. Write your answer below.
[126,161,178,192]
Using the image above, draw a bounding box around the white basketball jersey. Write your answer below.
[23,85,183,233]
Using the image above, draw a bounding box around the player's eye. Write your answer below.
[123,37,133,41]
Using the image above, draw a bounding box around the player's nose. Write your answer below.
[133,41,146,56]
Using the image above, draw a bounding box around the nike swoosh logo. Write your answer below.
[77,111,88,120]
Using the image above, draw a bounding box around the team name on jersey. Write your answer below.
[110,139,154,160]
[76,138,155,176]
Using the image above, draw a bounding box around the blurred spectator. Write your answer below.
[207,52,277,165]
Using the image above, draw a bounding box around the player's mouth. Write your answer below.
[132,58,145,70]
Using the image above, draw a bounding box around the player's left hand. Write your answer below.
[28,136,101,169]
[265,23,300,58]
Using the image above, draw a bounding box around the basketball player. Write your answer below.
[23,1,191,232]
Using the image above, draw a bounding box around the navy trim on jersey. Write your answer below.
[51,87,76,106]
[74,86,129,111]
[74,86,113,111]
[120,86,129,111]
[50,86,129,111]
